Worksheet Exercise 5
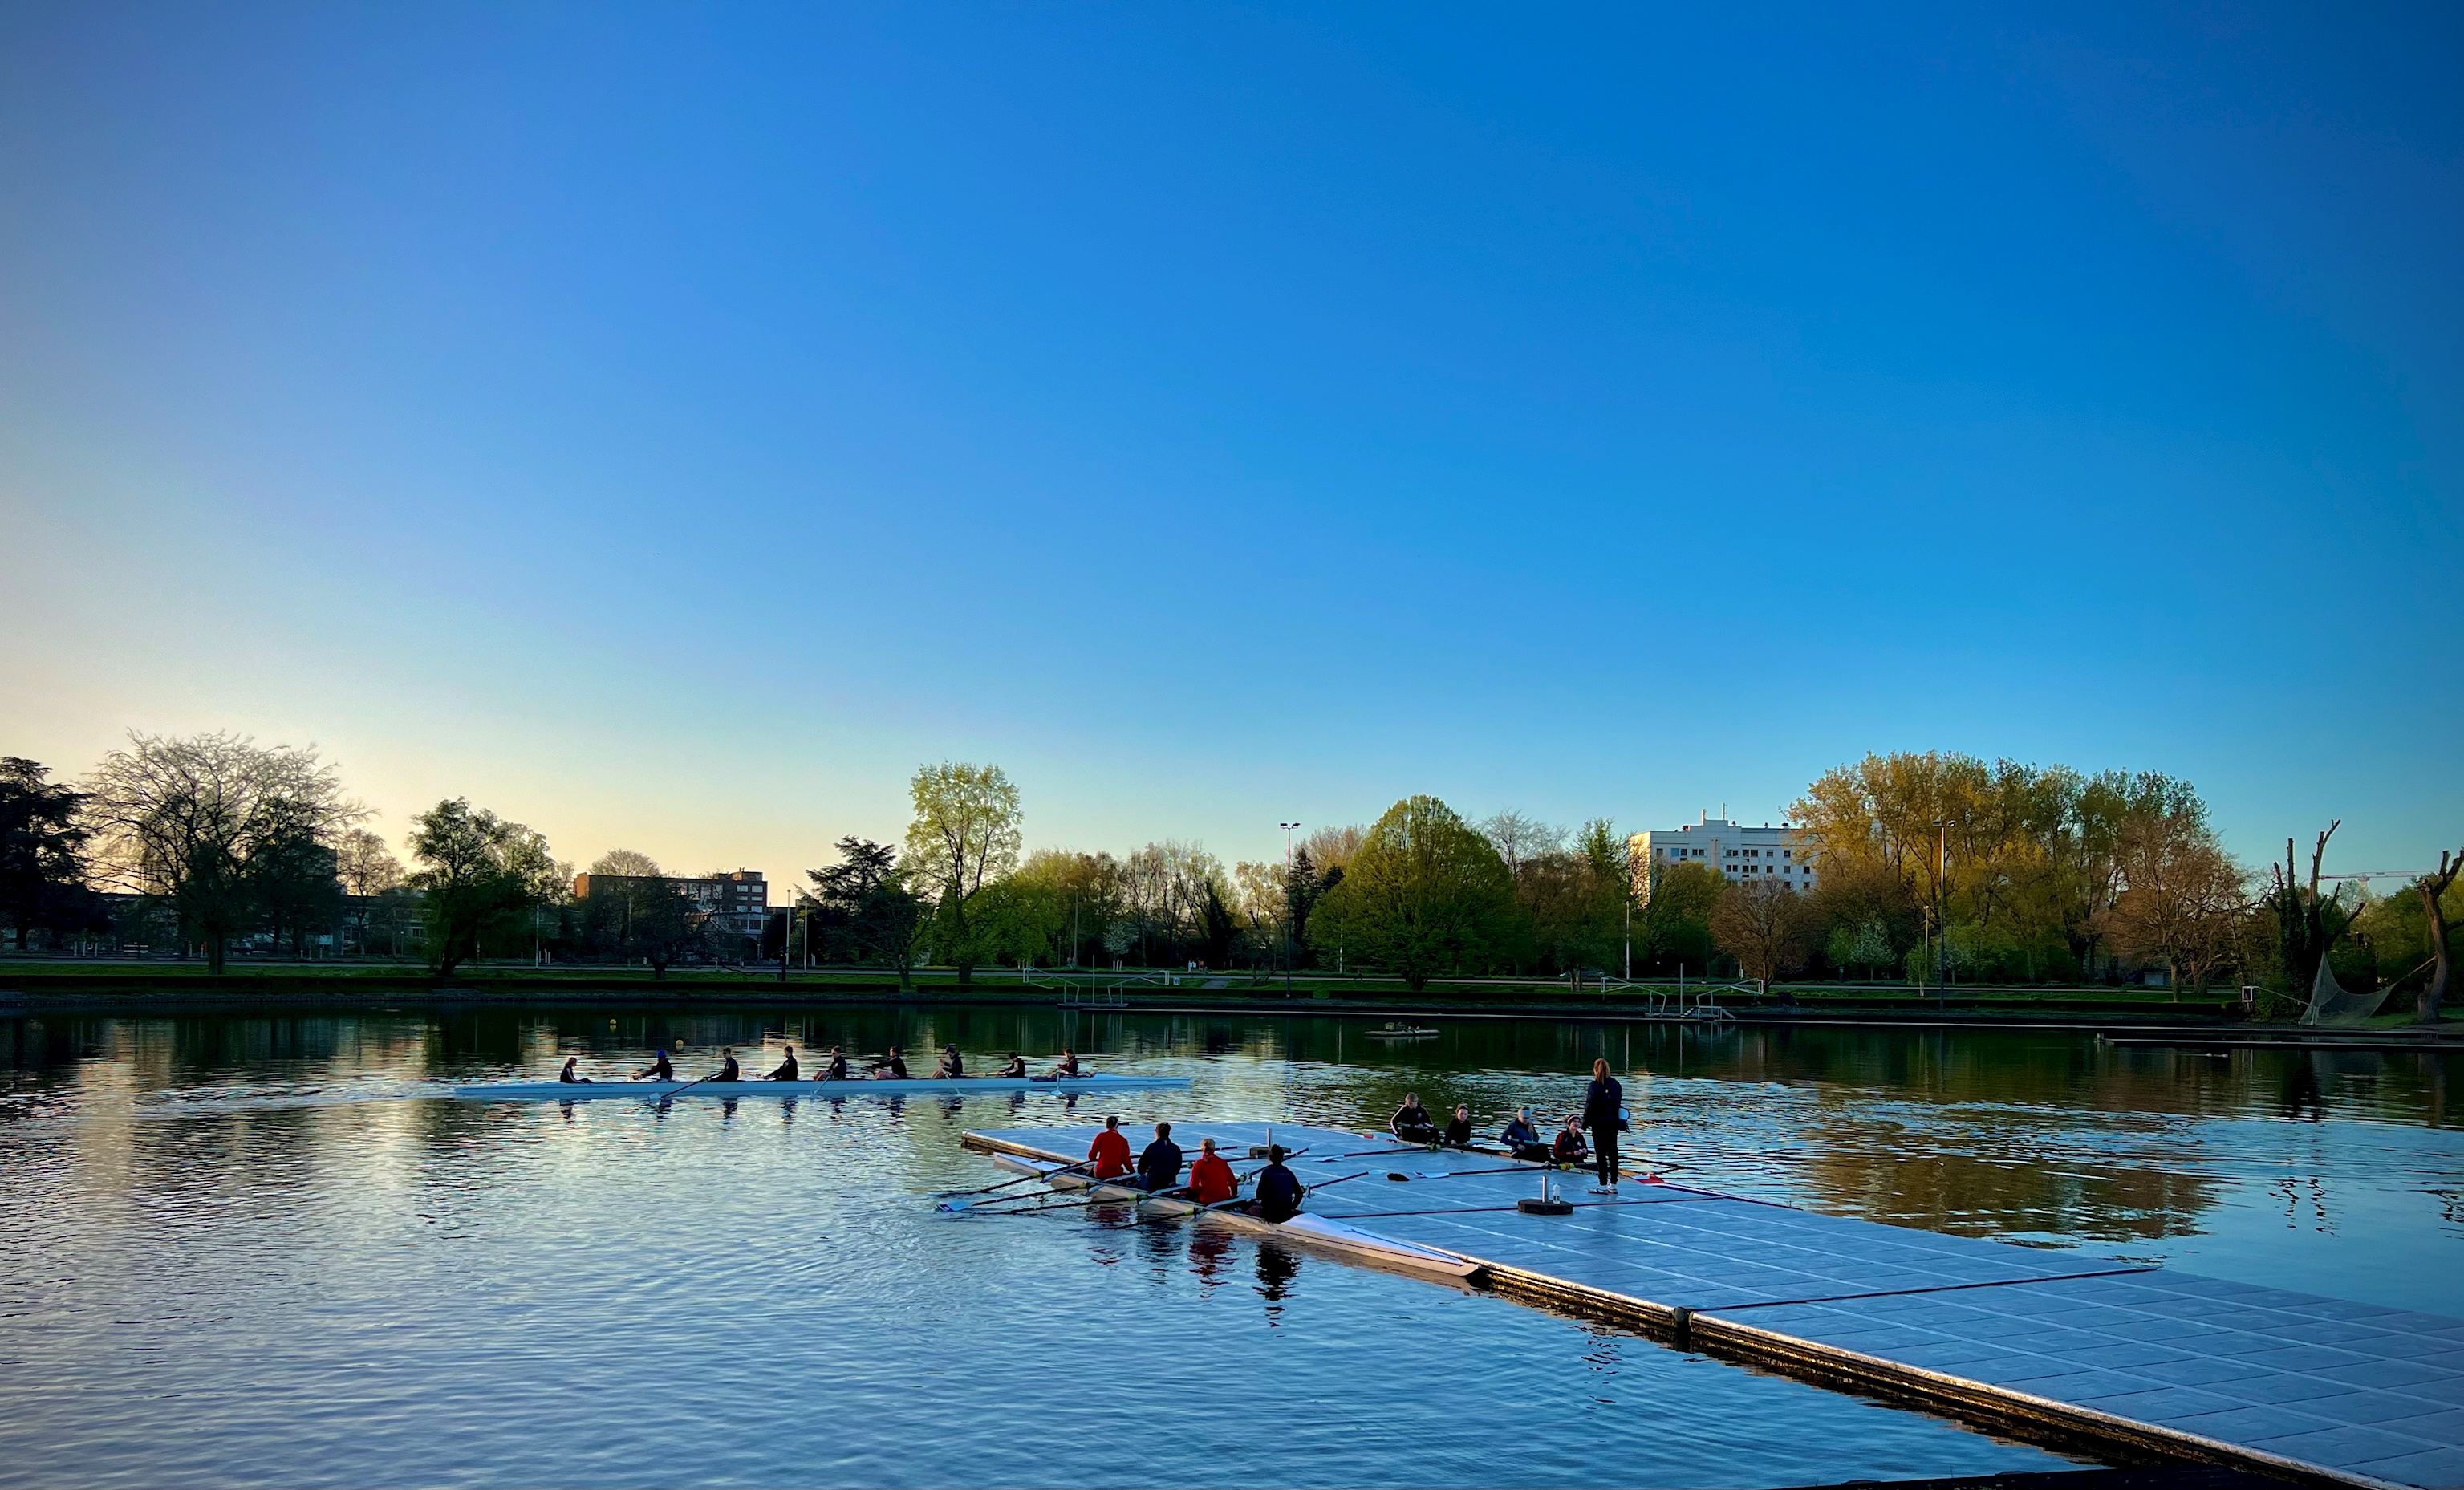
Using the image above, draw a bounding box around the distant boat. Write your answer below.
[1362,1021,1439,1040]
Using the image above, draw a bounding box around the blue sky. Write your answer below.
[2,3,2457,881]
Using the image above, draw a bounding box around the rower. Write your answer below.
[1390,1093,1439,1145]
[763,1045,799,1082]
[1552,1114,1587,1167]
[1441,1103,1473,1148]
[1252,1145,1304,1223]
[932,1045,964,1079]
[1186,1137,1237,1206]
[636,1048,674,1082]
[998,1053,1028,1078]
[871,1047,907,1080]
[1086,1114,1133,1179]
[1500,1106,1547,1161]
[710,1049,742,1083]
[1048,1049,1082,1079]
[821,1047,850,1081]
[558,1056,592,1085]
[1137,1121,1184,1193]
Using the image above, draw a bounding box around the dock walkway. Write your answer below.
[962,1120,2464,1490]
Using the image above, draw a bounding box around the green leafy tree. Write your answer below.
[1637,860,1725,975]
[1312,795,1520,991]
[248,815,344,956]
[406,798,554,976]
[0,757,94,951]
[904,762,1022,988]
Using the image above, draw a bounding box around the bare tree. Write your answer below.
[1479,811,1565,879]
[2098,814,2250,995]
[335,829,404,898]
[2413,848,2462,1024]
[1709,879,1821,989]
[589,848,663,879]
[86,732,363,972]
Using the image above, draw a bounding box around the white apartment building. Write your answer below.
[1628,815,1816,893]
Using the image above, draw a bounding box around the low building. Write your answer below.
[1628,815,1816,894]
[572,870,769,939]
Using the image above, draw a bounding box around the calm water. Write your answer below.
[4,1005,2461,1488]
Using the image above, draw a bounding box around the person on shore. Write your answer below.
[558,1056,591,1084]
[1086,1115,1133,1179]
[1186,1137,1238,1205]
[1583,1057,1626,1193]
[1552,1114,1587,1167]
[763,1045,799,1082]
[1500,1107,1545,1159]
[710,1049,742,1083]
[1252,1146,1305,1223]
[1137,1121,1184,1193]
[871,1047,907,1079]
[932,1045,965,1079]
[636,1047,674,1082]
[1049,1049,1083,1078]
[821,1047,850,1081]
[1390,1094,1439,1144]
[997,1053,1028,1078]
[1441,1103,1474,1148]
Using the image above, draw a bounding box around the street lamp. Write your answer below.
[1280,822,1301,997]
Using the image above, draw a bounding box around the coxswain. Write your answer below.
[1500,1107,1546,1161]
[1583,1057,1626,1193]
[635,1048,674,1082]
[932,1045,964,1079]
[1048,1049,1083,1079]
[1390,1093,1439,1144]
[1252,1145,1304,1223]
[1186,1137,1237,1206]
[1086,1114,1133,1179]
[558,1056,591,1084]
[1552,1114,1587,1167]
[1136,1121,1184,1193]
[998,1053,1028,1078]
[821,1047,850,1081]
[871,1046,907,1080]
[1441,1103,1474,1148]
[764,1045,799,1082]
[710,1049,742,1083]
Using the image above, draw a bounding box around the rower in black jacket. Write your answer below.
[763,1045,799,1081]
[710,1049,741,1082]
[821,1047,850,1081]
[1441,1103,1474,1148]
[1137,1121,1184,1192]
[1252,1147,1305,1222]
[636,1048,674,1082]
[1390,1093,1440,1144]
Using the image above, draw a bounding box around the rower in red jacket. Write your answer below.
[1186,1137,1238,1205]
[1087,1115,1133,1179]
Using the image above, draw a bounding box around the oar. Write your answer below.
[635,1066,730,1104]
[935,1160,1096,1209]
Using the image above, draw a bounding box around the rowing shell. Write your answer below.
[987,1155,1480,1281]
[455,1074,1192,1101]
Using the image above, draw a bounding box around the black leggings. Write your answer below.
[1592,1126,1618,1186]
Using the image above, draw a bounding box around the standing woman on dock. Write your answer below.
[1583,1058,1624,1193]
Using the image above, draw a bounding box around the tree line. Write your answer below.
[3,735,2454,1018]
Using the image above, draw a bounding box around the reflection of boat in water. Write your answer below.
[1362,1021,1439,1039]
[988,1155,1478,1279]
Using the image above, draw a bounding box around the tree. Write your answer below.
[2097,814,2249,995]
[903,762,1022,988]
[2265,824,2361,1002]
[249,817,343,956]
[405,798,554,976]
[1479,811,1565,878]
[86,732,363,973]
[0,757,92,951]
[1711,879,1821,987]
[589,848,662,879]
[2410,849,2462,1024]
[624,879,709,978]
[1637,860,1725,974]
[806,837,926,990]
[1312,795,1520,992]
[335,828,404,897]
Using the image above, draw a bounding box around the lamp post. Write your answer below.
[1280,822,1301,997]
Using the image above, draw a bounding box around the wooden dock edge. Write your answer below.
[957,1130,2404,1489]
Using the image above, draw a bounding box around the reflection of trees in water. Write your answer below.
[1778,1131,2221,1244]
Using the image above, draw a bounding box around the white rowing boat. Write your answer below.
[455,1074,1191,1101]
[985,1154,1480,1280]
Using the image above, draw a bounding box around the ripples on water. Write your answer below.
[3,1006,2460,1488]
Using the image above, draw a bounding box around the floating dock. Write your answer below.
[962,1121,2464,1490]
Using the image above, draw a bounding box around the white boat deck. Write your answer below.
[963,1120,2464,1490]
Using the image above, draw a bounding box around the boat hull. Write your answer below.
[455,1074,1191,1101]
